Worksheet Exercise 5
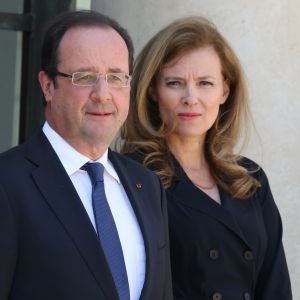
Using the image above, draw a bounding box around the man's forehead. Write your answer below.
[57,26,129,71]
[61,25,125,46]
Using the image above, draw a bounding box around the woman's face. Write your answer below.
[152,46,229,142]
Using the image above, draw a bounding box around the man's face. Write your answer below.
[39,26,130,158]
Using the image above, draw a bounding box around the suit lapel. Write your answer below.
[109,150,157,299]
[26,131,119,300]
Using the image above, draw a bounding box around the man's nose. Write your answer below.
[90,77,112,102]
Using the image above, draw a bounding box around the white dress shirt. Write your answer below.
[43,122,145,300]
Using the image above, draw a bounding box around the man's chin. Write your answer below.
[84,131,115,146]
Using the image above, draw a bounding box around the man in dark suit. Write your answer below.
[0,10,172,300]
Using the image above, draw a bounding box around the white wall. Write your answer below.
[92,0,300,297]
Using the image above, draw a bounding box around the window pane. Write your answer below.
[0,0,23,152]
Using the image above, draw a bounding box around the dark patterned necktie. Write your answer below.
[82,162,130,300]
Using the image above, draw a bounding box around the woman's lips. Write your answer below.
[88,112,111,115]
[177,112,202,120]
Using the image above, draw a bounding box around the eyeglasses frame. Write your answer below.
[55,71,132,87]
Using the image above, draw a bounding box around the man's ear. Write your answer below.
[38,71,54,103]
[220,80,230,104]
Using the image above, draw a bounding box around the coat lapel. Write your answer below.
[108,150,157,299]
[26,131,119,300]
[170,155,253,249]
[172,177,251,248]
[220,188,257,250]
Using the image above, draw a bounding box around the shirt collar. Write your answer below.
[42,122,120,183]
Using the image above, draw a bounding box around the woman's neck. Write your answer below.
[167,134,206,170]
[167,134,221,204]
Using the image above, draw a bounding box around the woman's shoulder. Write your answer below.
[238,156,264,179]
[238,156,271,200]
[238,156,259,169]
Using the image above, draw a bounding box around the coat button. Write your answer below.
[212,292,222,300]
[209,249,219,260]
[244,250,254,261]
[244,292,251,300]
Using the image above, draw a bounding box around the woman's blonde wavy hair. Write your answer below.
[121,16,260,200]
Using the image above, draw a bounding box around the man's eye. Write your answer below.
[75,73,95,83]
[107,74,123,82]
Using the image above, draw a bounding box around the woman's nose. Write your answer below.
[181,84,198,105]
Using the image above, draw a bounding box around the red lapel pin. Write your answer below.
[136,183,142,189]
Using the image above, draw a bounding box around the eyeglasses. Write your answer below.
[56,71,132,88]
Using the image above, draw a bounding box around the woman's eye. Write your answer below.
[166,81,182,87]
[199,80,213,86]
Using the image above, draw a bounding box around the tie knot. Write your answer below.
[82,162,104,184]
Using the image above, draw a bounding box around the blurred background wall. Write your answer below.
[91,0,300,297]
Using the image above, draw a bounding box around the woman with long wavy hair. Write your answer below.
[121,16,292,299]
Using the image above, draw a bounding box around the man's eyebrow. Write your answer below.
[107,67,128,73]
[73,67,128,74]
[73,67,96,72]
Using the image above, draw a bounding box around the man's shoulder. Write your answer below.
[0,142,31,183]
[0,130,49,171]
[0,142,27,164]
[109,150,155,176]
[109,150,146,167]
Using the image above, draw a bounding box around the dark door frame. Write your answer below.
[0,0,76,143]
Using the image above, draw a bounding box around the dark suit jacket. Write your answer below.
[0,131,173,300]
[127,154,292,300]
